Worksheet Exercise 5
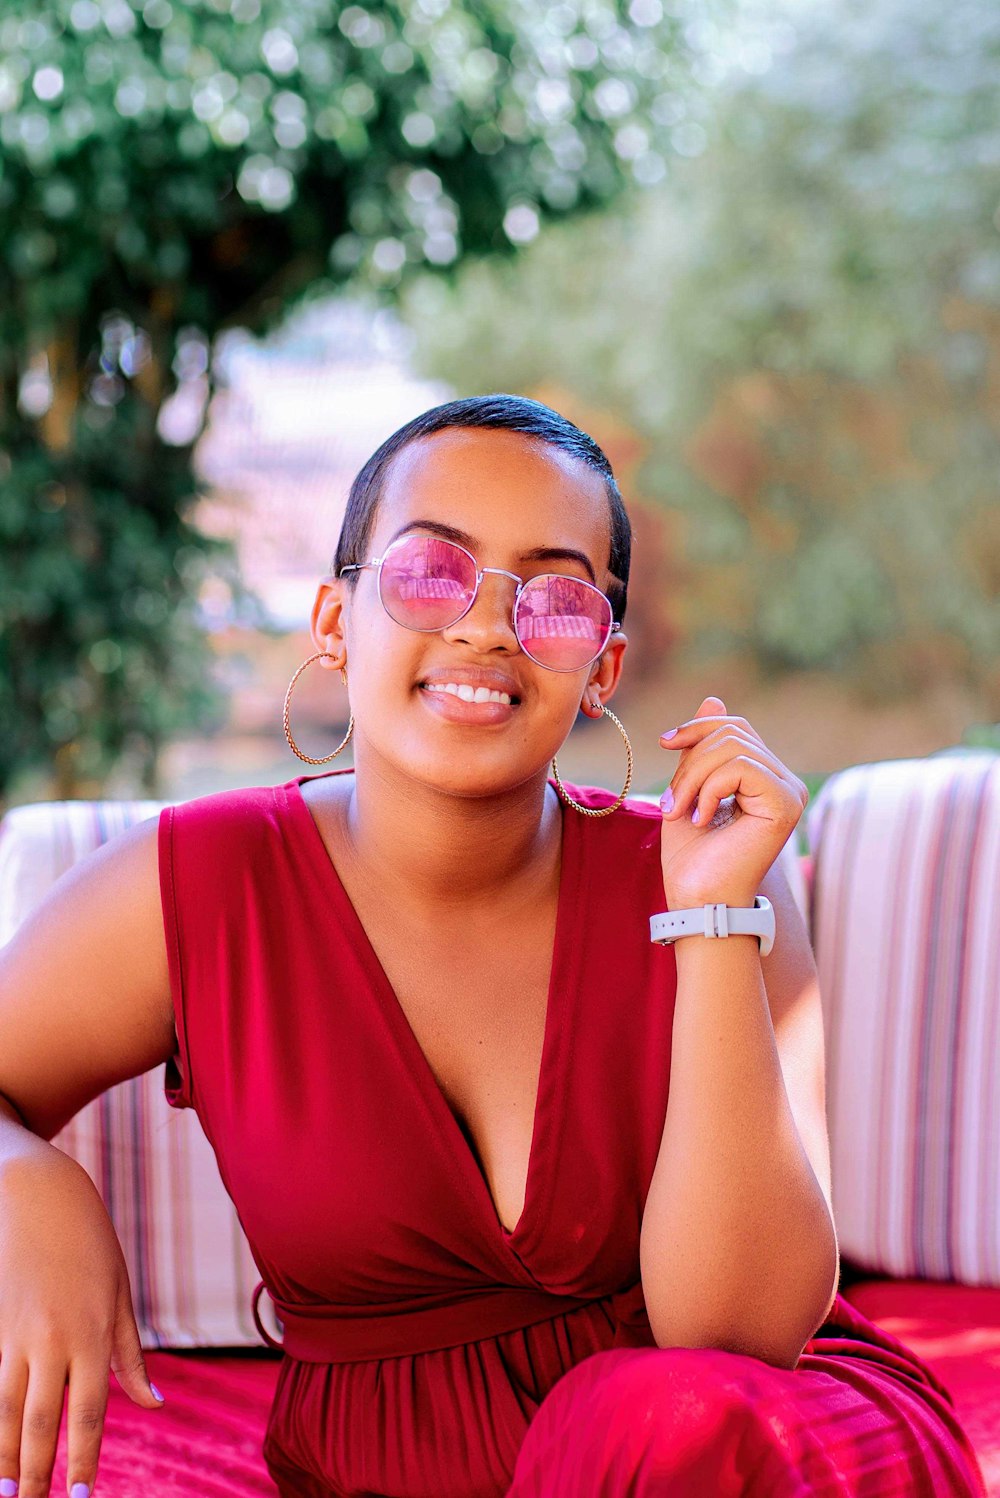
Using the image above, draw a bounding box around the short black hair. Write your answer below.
[330,393,632,624]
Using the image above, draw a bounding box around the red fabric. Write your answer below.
[842,1278,1000,1497]
[508,1289,990,1497]
[156,768,988,1497]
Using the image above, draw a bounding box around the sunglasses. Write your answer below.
[334,533,621,672]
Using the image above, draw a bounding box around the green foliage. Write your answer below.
[400,0,1000,714]
[0,401,249,795]
[0,0,727,799]
[961,721,1000,752]
[0,0,722,328]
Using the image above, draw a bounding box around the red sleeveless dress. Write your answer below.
[158,767,987,1498]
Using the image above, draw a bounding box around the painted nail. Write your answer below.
[659,787,674,814]
[660,727,678,740]
[691,806,700,824]
[71,1485,90,1498]
[150,1382,165,1402]
[0,1479,18,1497]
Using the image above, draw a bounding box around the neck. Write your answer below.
[332,750,564,916]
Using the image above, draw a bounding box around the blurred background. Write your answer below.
[2,0,998,833]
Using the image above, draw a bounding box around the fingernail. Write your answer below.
[71,1484,90,1498]
[1,1479,18,1497]
[660,728,677,740]
[150,1382,165,1402]
[691,806,700,824]
[659,787,674,814]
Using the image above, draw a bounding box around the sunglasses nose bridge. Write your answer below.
[468,565,524,618]
[478,566,523,584]
[451,566,522,639]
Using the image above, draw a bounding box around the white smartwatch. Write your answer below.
[649,895,775,957]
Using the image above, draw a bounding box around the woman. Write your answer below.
[0,394,986,1498]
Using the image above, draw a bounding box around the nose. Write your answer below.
[442,568,521,654]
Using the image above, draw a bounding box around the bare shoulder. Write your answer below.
[296,774,353,862]
[0,814,175,1142]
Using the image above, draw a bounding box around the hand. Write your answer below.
[0,1148,165,1498]
[657,695,809,910]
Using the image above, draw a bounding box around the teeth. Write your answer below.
[422,683,513,705]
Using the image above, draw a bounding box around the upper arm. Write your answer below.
[759,854,835,1226]
[0,814,177,1143]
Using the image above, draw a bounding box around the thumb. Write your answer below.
[696,694,726,717]
[110,1289,166,1408]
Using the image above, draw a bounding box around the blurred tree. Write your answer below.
[0,0,728,800]
[401,0,1000,715]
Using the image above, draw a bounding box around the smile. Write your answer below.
[420,683,515,706]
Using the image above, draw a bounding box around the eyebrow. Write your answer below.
[385,520,598,585]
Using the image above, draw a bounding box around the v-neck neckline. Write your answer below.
[281,766,583,1248]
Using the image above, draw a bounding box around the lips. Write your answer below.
[417,682,519,723]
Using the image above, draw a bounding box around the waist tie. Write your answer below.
[251,1279,613,1363]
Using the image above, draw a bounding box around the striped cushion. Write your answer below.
[0,800,274,1349]
[805,752,1000,1286]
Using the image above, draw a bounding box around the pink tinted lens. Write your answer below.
[380,536,477,628]
[515,575,611,669]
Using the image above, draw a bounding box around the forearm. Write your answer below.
[639,932,838,1370]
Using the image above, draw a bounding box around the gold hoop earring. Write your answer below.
[283,652,353,765]
[551,705,633,817]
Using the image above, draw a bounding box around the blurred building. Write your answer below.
[194,297,452,633]
[178,299,452,752]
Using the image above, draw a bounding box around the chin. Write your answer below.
[386,736,538,802]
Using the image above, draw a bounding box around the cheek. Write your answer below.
[346,617,423,707]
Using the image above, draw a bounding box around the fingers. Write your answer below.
[661,735,783,821]
[65,1356,112,1498]
[109,1288,164,1412]
[0,1320,161,1498]
[15,1351,68,1498]
[683,757,793,829]
[660,711,765,751]
[0,1353,28,1498]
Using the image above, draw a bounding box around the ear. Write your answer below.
[583,629,628,715]
[310,575,350,670]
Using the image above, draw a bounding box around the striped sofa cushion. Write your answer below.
[805,751,1000,1286]
[0,800,276,1350]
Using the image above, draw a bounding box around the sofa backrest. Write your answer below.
[805,751,1000,1287]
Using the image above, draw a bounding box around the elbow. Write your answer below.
[646,1307,805,1371]
[644,1214,840,1375]
[647,1305,819,1371]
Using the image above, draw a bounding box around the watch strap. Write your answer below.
[649,895,775,957]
